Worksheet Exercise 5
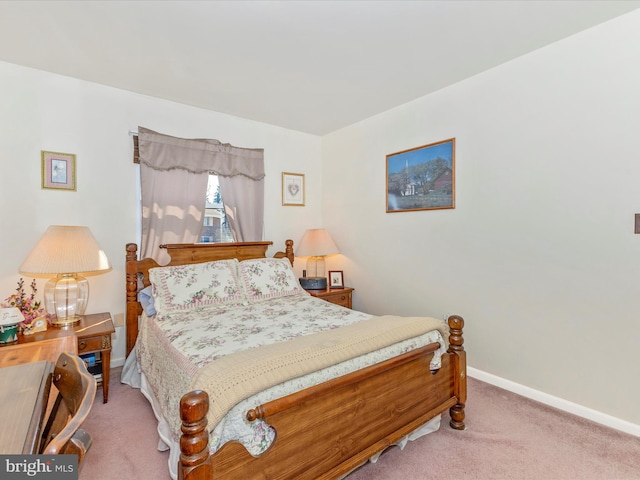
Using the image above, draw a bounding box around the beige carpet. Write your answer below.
[80,368,640,480]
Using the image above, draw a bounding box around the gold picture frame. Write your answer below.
[42,150,76,191]
[282,172,305,206]
[386,138,455,212]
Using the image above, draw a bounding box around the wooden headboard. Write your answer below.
[125,240,294,356]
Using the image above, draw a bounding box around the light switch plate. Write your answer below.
[635,214,640,234]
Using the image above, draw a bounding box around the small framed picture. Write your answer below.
[42,150,76,191]
[282,172,305,206]
[329,270,344,288]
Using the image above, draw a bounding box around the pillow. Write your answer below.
[238,257,305,303]
[149,259,244,315]
[138,286,156,317]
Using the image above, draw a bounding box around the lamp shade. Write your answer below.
[295,228,339,257]
[19,225,111,275]
[19,225,110,326]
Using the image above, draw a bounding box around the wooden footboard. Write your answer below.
[179,315,466,480]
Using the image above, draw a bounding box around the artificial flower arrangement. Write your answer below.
[2,278,49,334]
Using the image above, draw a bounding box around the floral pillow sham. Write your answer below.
[149,259,244,315]
[238,257,305,303]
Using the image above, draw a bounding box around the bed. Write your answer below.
[124,239,466,480]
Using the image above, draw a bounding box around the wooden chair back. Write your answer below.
[40,352,97,469]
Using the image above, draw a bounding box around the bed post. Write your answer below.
[179,390,212,480]
[284,239,294,265]
[274,239,295,265]
[447,315,466,430]
[125,243,140,357]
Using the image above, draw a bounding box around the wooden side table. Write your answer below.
[305,287,354,309]
[16,312,114,403]
[73,313,114,403]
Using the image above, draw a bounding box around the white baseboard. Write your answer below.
[111,357,126,368]
[468,366,640,438]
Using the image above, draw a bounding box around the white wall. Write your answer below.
[0,61,322,365]
[322,11,640,425]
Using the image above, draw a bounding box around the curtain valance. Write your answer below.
[138,126,265,180]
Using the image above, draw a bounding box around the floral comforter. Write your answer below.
[136,291,447,457]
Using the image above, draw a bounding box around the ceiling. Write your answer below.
[1,1,638,135]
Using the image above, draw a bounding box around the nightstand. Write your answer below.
[16,312,115,403]
[73,312,115,403]
[305,287,354,309]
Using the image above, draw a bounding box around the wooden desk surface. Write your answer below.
[0,334,76,368]
[0,360,54,453]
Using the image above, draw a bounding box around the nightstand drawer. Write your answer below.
[304,287,354,309]
[324,292,351,308]
[77,336,104,353]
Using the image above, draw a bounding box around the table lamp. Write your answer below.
[19,225,111,326]
[295,228,339,289]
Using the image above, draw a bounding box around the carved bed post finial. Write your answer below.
[447,315,466,430]
[273,239,295,265]
[179,390,212,480]
[284,239,294,265]
[448,314,464,352]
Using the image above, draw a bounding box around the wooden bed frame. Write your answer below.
[125,240,466,480]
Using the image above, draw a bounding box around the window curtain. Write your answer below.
[219,174,264,244]
[138,126,265,265]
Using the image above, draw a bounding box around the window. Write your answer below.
[202,175,234,243]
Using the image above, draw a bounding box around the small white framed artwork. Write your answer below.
[282,172,305,206]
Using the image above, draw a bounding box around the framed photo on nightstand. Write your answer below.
[329,270,344,288]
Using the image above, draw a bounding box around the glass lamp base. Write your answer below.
[50,315,82,328]
[306,256,326,278]
[44,273,88,327]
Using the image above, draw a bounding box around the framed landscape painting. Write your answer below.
[386,138,455,213]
